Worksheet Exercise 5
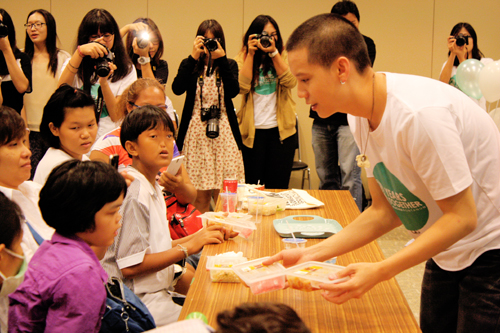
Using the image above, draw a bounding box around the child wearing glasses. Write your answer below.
[58,8,137,141]
[0,9,31,115]
[439,22,492,110]
[9,160,127,332]
[23,9,71,179]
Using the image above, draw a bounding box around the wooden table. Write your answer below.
[178,190,420,332]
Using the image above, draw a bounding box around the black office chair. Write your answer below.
[291,114,311,189]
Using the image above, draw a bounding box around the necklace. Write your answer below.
[356,73,375,168]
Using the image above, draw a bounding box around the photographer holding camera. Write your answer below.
[58,8,136,140]
[172,19,244,213]
[235,15,297,189]
[0,9,31,115]
[439,22,492,110]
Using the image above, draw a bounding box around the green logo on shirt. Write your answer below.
[373,162,428,231]
[254,67,277,95]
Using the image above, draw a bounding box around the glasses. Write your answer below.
[89,33,114,42]
[129,102,168,111]
[150,39,160,46]
[24,22,46,30]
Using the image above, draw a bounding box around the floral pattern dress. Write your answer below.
[183,66,245,190]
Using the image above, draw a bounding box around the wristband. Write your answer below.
[176,244,189,259]
[68,61,79,70]
[77,45,84,58]
[269,49,279,58]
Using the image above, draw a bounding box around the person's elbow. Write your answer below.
[121,265,142,280]
[15,79,30,93]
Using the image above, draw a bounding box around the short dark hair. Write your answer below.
[331,0,360,22]
[0,9,22,76]
[286,13,371,74]
[40,84,97,148]
[0,106,27,147]
[120,105,175,157]
[449,22,484,66]
[216,302,311,333]
[242,15,284,86]
[39,160,127,237]
[0,192,23,249]
[25,9,60,77]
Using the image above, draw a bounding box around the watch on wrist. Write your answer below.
[137,56,151,65]
[269,49,279,58]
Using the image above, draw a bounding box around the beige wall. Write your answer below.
[5,1,500,189]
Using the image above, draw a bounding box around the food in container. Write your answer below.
[285,261,349,292]
[231,257,286,294]
[198,212,256,238]
[206,256,248,283]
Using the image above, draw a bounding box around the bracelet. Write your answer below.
[68,61,79,70]
[66,66,78,74]
[176,244,189,259]
[269,49,279,58]
[77,45,84,58]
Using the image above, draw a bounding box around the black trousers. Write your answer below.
[242,127,297,189]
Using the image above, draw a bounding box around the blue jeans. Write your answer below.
[420,250,500,332]
[312,121,363,211]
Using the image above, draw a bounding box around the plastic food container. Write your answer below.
[206,256,248,283]
[231,257,286,294]
[265,197,287,212]
[198,212,256,238]
[285,261,349,292]
[282,238,307,249]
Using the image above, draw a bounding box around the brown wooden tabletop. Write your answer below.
[178,190,421,333]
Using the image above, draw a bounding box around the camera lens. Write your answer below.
[204,39,218,52]
[260,36,271,48]
[95,58,110,77]
[206,118,219,139]
[137,31,150,49]
[0,22,8,38]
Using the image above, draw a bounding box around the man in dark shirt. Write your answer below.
[309,0,375,211]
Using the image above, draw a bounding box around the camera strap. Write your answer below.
[198,72,222,111]
[96,86,104,117]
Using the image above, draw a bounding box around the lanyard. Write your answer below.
[198,71,222,110]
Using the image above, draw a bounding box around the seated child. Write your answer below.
[34,85,98,185]
[216,302,311,333]
[9,160,127,332]
[0,193,26,333]
[90,78,196,205]
[101,105,225,326]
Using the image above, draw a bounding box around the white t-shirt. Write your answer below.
[61,59,137,139]
[253,66,278,129]
[349,72,500,271]
[34,147,90,185]
[440,57,494,110]
[101,166,180,326]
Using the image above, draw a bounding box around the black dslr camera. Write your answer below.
[200,105,221,139]
[0,21,8,38]
[257,31,273,48]
[93,44,115,77]
[203,38,218,52]
[454,33,470,47]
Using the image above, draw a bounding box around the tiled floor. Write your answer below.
[376,226,425,322]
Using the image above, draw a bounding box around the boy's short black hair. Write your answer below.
[0,192,23,249]
[331,0,360,22]
[216,302,311,333]
[286,13,371,74]
[0,106,26,147]
[40,84,97,148]
[39,160,127,237]
[120,105,175,157]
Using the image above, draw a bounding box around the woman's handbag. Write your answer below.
[165,194,203,239]
[100,277,156,333]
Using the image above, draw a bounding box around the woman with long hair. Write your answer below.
[23,9,70,178]
[0,9,31,114]
[172,19,244,213]
[235,15,297,189]
[58,8,137,140]
[439,22,492,110]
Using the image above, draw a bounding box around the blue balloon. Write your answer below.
[456,59,484,99]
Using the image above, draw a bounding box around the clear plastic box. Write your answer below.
[198,212,256,238]
[206,256,248,283]
[231,257,286,294]
[285,261,349,292]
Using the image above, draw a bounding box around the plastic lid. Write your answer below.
[198,212,257,230]
[285,261,349,284]
[282,238,307,244]
[231,257,285,285]
[206,256,248,271]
